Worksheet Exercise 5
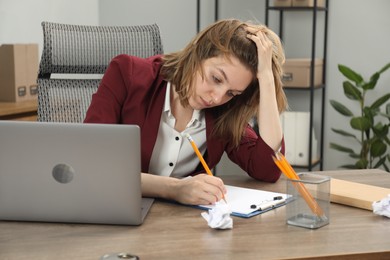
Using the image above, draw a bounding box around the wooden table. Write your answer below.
[0,100,37,121]
[1,169,389,259]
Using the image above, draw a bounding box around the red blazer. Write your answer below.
[84,55,283,182]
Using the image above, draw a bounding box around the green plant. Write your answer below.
[330,63,390,170]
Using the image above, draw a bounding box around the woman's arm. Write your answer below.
[223,27,284,182]
[257,72,283,151]
[246,27,283,151]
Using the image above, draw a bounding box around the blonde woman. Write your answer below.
[84,19,287,206]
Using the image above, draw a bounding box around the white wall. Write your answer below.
[99,0,200,53]
[1,0,389,173]
[98,0,268,53]
[325,0,390,170]
[0,0,99,56]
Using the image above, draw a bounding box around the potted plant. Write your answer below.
[330,63,390,171]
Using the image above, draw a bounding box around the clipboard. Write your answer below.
[197,185,288,218]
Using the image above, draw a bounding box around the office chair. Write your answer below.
[37,21,163,122]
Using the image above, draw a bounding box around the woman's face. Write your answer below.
[188,55,253,110]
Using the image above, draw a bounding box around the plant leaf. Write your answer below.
[330,100,354,116]
[343,81,362,101]
[370,93,390,110]
[350,117,371,131]
[378,62,390,74]
[370,140,387,157]
[330,143,355,153]
[374,157,387,168]
[331,128,357,138]
[363,107,377,124]
[356,159,368,169]
[363,110,373,127]
[349,153,361,159]
[364,72,379,90]
[372,122,388,138]
[338,64,363,84]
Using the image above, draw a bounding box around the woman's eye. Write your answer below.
[227,90,235,97]
[212,75,222,84]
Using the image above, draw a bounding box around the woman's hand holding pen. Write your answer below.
[141,173,226,206]
[172,174,226,206]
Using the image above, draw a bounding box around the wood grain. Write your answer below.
[1,169,389,259]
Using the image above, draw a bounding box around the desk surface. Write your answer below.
[1,169,390,260]
[0,100,37,120]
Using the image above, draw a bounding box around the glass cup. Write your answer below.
[286,173,330,229]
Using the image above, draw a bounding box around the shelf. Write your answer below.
[266,0,328,171]
[267,6,327,11]
[283,84,325,90]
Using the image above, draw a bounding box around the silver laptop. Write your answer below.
[0,121,153,225]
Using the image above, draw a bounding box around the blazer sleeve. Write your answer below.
[84,55,129,123]
[225,125,285,182]
[84,54,163,124]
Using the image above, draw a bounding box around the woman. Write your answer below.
[84,19,287,206]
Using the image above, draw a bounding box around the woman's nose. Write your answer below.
[211,87,225,104]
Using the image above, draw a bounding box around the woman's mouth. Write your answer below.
[200,97,212,108]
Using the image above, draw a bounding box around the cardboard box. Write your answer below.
[274,0,292,7]
[292,0,325,7]
[282,58,323,87]
[0,44,39,102]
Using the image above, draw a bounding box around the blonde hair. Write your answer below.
[160,19,287,147]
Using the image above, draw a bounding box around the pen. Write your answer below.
[185,133,227,203]
[185,134,213,176]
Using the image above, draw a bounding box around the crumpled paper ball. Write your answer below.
[372,194,390,218]
[201,201,233,229]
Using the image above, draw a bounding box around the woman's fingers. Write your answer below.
[176,174,226,205]
[246,26,273,76]
[193,174,226,204]
[246,29,272,49]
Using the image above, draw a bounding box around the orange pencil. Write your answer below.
[185,133,227,203]
[273,151,324,217]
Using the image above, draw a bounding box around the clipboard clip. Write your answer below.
[250,196,286,211]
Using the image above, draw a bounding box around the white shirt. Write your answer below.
[149,83,207,178]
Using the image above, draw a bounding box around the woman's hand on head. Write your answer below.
[246,26,274,77]
[173,174,226,205]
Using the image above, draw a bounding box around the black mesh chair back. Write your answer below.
[37,21,163,122]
